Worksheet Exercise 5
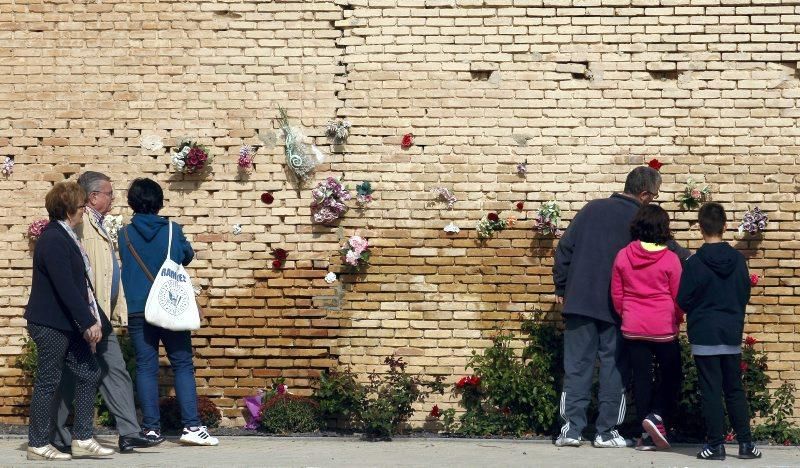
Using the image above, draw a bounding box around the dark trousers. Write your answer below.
[694,354,752,445]
[560,315,626,440]
[128,315,200,430]
[626,339,681,425]
[27,323,100,447]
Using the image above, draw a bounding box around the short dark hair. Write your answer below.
[698,202,726,236]
[630,204,673,244]
[623,167,662,196]
[127,178,164,215]
[45,181,86,221]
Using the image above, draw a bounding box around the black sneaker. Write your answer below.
[697,443,726,460]
[143,429,165,445]
[738,442,762,459]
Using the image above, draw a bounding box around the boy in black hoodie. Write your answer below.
[676,203,761,461]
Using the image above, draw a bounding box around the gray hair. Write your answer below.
[623,167,661,195]
[77,171,111,195]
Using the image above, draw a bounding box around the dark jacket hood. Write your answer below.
[696,242,739,277]
[130,214,168,242]
[625,240,669,269]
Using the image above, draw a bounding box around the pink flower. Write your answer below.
[725,431,735,442]
[348,236,369,255]
[740,361,748,371]
[276,384,288,395]
[691,188,702,200]
[750,274,759,286]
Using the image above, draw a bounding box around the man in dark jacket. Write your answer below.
[552,167,690,448]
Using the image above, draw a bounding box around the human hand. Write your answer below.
[83,323,102,344]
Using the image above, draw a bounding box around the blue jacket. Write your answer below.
[119,214,194,314]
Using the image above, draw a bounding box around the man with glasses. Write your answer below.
[51,171,164,453]
[553,166,689,449]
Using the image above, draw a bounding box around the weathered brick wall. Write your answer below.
[1,0,799,426]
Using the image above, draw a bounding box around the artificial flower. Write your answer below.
[232,224,242,235]
[725,431,735,442]
[277,384,288,395]
[278,106,319,181]
[140,134,164,151]
[311,177,351,224]
[745,336,758,346]
[429,405,441,418]
[238,145,255,171]
[272,248,289,261]
[261,192,274,205]
[431,187,457,210]
[443,222,460,234]
[348,236,369,255]
[172,140,212,174]
[738,207,768,235]
[750,274,759,286]
[487,212,499,222]
[27,219,49,241]
[1,157,14,177]
[324,272,337,284]
[325,120,351,143]
[740,361,748,371]
[345,250,360,266]
[102,215,124,246]
[516,163,527,175]
[271,259,282,269]
[535,200,562,237]
[341,235,370,272]
[355,181,374,206]
[648,158,663,170]
[516,201,524,211]
[679,178,711,210]
[401,133,414,149]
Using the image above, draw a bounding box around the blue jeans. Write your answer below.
[127,314,200,430]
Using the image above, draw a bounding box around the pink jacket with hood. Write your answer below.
[611,240,684,341]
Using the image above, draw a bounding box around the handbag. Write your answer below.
[123,222,201,331]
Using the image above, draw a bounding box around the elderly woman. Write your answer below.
[119,178,218,446]
[24,181,115,460]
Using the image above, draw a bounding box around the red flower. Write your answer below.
[750,274,759,286]
[271,259,282,269]
[429,405,441,418]
[487,213,499,222]
[401,133,414,149]
[647,158,663,170]
[469,376,480,386]
[516,201,524,211]
[261,192,274,205]
[456,377,468,389]
[740,361,748,371]
[745,336,757,347]
[785,439,792,446]
[501,407,511,416]
[272,248,288,261]
[725,431,735,442]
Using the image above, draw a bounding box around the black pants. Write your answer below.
[626,339,682,425]
[694,354,752,445]
[27,323,100,448]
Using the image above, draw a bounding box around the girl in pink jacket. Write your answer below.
[611,205,683,451]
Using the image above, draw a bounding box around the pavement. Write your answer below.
[1,435,799,467]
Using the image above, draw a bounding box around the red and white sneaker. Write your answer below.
[642,413,670,449]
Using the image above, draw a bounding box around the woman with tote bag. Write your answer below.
[118,178,218,446]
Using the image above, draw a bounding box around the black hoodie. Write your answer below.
[676,242,751,347]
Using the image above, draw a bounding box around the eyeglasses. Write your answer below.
[93,190,114,200]
[644,191,659,200]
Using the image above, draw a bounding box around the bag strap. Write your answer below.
[167,221,173,262]
[123,227,155,283]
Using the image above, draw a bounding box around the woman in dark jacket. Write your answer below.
[118,178,218,446]
[24,181,114,460]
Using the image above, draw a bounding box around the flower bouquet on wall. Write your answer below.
[27,219,49,242]
[311,177,351,225]
[341,235,370,273]
[476,213,515,239]
[171,139,212,175]
[278,106,322,182]
[355,181,374,207]
[678,178,710,210]
[739,207,768,236]
[238,145,256,173]
[534,201,562,237]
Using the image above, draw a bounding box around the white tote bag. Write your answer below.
[144,222,201,331]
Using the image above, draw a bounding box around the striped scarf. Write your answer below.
[57,220,100,325]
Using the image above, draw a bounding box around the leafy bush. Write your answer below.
[447,321,562,437]
[260,394,321,434]
[315,369,365,430]
[360,356,445,440]
[15,335,38,380]
[160,395,221,431]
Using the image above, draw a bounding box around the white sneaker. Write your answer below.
[593,431,632,448]
[179,426,219,446]
[71,438,115,457]
[555,436,582,447]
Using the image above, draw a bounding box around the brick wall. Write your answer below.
[1,0,799,426]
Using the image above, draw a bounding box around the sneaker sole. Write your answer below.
[27,452,71,461]
[642,419,671,449]
[178,438,219,447]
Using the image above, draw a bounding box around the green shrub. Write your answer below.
[448,321,562,437]
[15,336,38,380]
[160,395,221,431]
[260,394,321,434]
[314,369,365,430]
[360,356,444,440]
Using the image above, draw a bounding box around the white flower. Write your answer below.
[443,222,460,233]
[102,215,124,245]
[345,250,360,266]
[140,134,164,151]
[232,224,242,235]
[324,272,337,284]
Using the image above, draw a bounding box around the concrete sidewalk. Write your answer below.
[1,435,798,467]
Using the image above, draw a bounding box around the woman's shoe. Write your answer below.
[697,443,726,460]
[71,438,115,457]
[26,444,72,461]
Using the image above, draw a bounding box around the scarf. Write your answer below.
[57,220,100,325]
